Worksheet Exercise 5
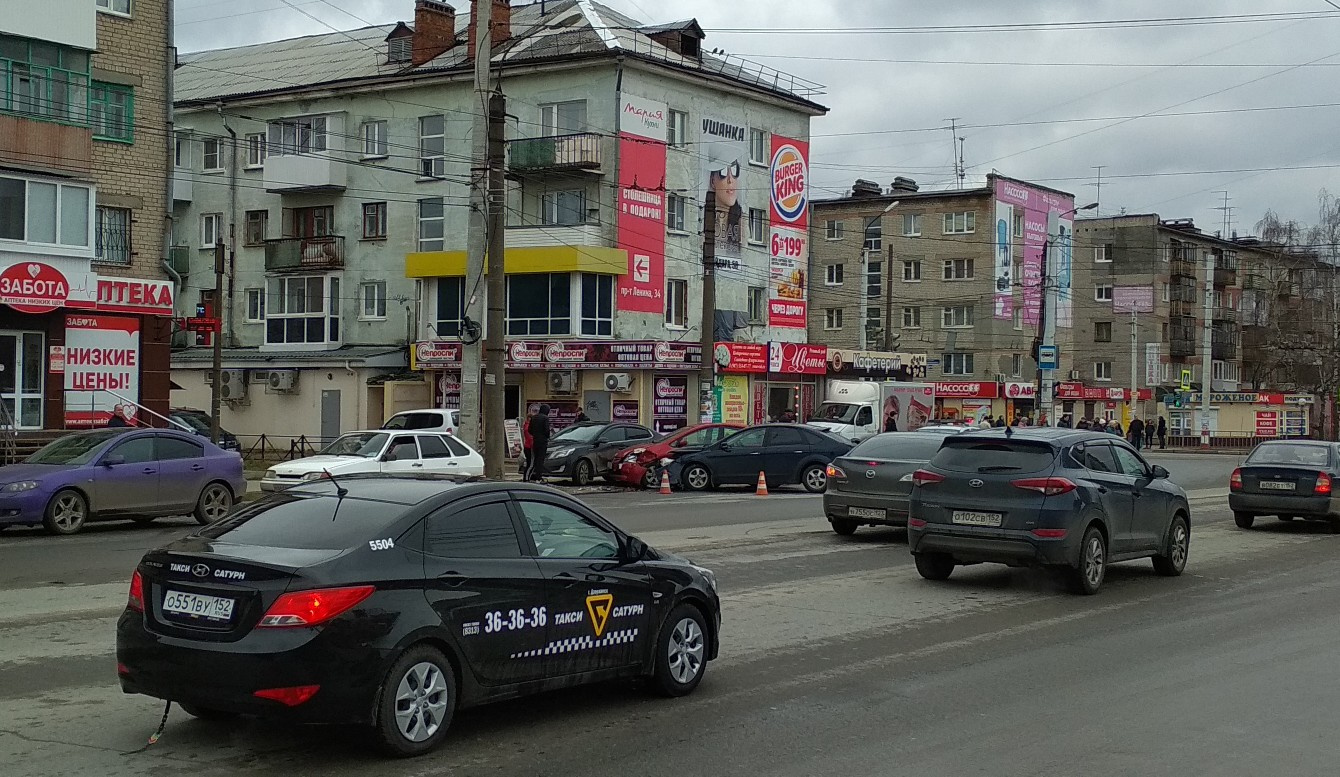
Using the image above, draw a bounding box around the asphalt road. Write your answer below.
[9,451,1323,777]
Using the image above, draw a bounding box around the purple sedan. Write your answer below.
[0,428,246,535]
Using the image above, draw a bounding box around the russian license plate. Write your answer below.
[162,590,235,622]
[1260,480,1296,491]
[952,510,1003,527]
[849,507,886,520]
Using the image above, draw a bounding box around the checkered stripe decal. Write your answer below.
[510,628,639,659]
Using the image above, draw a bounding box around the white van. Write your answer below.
[381,409,460,435]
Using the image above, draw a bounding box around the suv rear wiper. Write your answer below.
[977,465,1022,473]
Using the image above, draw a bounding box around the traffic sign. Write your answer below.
[1180,369,1192,392]
[1037,345,1059,371]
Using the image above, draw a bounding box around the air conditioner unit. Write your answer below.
[548,370,577,395]
[1068,369,1082,380]
[604,372,633,393]
[219,369,248,401]
[268,370,299,393]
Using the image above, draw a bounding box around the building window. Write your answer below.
[866,306,883,341]
[902,306,921,328]
[1095,243,1112,263]
[96,0,131,13]
[749,128,767,164]
[748,286,766,323]
[540,100,587,135]
[942,353,974,376]
[580,273,613,336]
[1013,307,1023,330]
[867,258,882,299]
[244,289,265,323]
[1161,283,1170,303]
[542,189,589,226]
[863,216,882,251]
[435,277,466,337]
[943,211,975,234]
[1094,321,1112,342]
[668,110,688,148]
[1094,361,1113,382]
[665,278,688,328]
[94,206,131,264]
[201,213,221,248]
[267,116,327,156]
[666,193,687,232]
[1095,283,1113,302]
[1013,212,1023,238]
[825,264,844,285]
[419,115,445,177]
[202,139,222,172]
[825,220,844,240]
[244,210,267,246]
[174,133,192,168]
[360,281,387,320]
[0,175,91,247]
[418,198,444,251]
[361,120,388,158]
[942,305,974,328]
[903,213,922,236]
[0,35,90,124]
[266,275,340,346]
[507,273,572,336]
[748,208,766,244]
[824,308,844,330]
[243,133,266,167]
[902,259,922,282]
[362,202,387,239]
[942,258,974,280]
[89,82,133,142]
[1011,353,1023,377]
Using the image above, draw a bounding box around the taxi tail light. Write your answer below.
[1030,528,1069,539]
[1316,472,1333,495]
[257,585,375,628]
[254,685,321,706]
[1230,468,1243,491]
[1012,477,1077,496]
[911,469,945,487]
[826,464,847,480]
[128,570,144,613]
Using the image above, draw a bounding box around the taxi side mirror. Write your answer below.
[622,536,649,563]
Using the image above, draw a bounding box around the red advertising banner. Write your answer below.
[616,126,668,313]
[768,341,827,375]
[768,135,810,328]
[714,342,769,373]
[64,313,141,427]
[652,374,689,434]
[414,340,700,370]
[1255,410,1279,436]
[934,382,1000,399]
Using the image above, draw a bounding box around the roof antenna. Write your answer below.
[323,468,349,499]
[1004,425,1014,438]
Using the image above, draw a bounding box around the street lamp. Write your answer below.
[860,200,900,350]
[1036,202,1099,425]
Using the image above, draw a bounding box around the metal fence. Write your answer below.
[236,434,324,464]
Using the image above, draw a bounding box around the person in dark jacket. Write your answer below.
[1144,418,1155,448]
[994,416,1006,427]
[1076,417,1092,430]
[527,404,552,481]
[520,409,535,477]
[1109,420,1123,437]
[106,406,130,428]
[574,410,590,423]
[1128,417,1146,450]
[1157,416,1168,449]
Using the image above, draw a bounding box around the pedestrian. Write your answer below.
[574,409,590,423]
[106,406,130,428]
[1058,413,1073,428]
[1077,417,1091,430]
[994,416,1006,428]
[1109,419,1123,437]
[520,409,535,477]
[527,404,552,482]
[978,415,992,430]
[1145,418,1155,449]
[1157,415,1168,450]
[1128,416,1145,450]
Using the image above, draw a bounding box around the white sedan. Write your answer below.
[260,430,484,492]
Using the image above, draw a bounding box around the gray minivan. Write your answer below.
[823,431,956,535]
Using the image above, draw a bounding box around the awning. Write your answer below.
[406,245,626,277]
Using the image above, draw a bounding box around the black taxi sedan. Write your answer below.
[116,476,720,757]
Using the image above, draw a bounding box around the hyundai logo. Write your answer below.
[969,479,985,488]
[191,563,210,578]
[865,469,877,479]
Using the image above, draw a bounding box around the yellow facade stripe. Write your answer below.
[406,246,628,277]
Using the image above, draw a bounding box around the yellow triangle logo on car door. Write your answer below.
[585,593,614,637]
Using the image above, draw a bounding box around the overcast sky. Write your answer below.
[176,0,1340,236]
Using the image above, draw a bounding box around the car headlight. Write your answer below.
[628,448,647,456]
[660,457,674,466]
[552,448,574,458]
[301,471,327,481]
[1,481,39,493]
[264,468,278,480]
[692,564,718,593]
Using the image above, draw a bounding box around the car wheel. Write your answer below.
[1152,514,1189,577]
[193,483,234,525]
[642,468,660,490]
[1067,526,1107,595]
[914,553,954,581]
[178,702,239,721]
[652,604,708,697]
[682,464,711,492]
[373,644,456,758]
[830,518,858,536]
[43,490,88,536]
[801,464,828,493]
[1233,511,1255,530]
[571,458,595,487]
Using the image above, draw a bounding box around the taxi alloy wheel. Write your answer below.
[194,483,234,525]
[44,489,87,536]
[374,644,456,757]
[653,604,708,697]
[572,458,595,487]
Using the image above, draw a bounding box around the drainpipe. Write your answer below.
[164,4,177,318]
[217,103,239,347]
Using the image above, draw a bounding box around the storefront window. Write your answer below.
[506,273,571,336]
[0,174,91,247]
[435,277,466,337]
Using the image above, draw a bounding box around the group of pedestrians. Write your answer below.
[1072,415,1167,450]
[518,405,593,481]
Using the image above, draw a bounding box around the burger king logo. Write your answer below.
[770,144,808,224]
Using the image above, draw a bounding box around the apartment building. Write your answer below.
[810,174,1078,421]
[169,0,826,438]
[0,0,173,431]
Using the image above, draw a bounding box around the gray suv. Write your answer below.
[907,428,1191,594]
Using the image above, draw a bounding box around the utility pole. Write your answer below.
[698,190,717,424]
[883,243,895,351]
[459,0,493,452]
[210,241,225,444]
[1200,249,1216,449]
[1034,236,1050,423]
[1129,310,1139,427]
[482,89,507,478]
[1090,165,1105,216]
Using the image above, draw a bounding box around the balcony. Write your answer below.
[1213,306,1237,322]
[264,236,345,273]
[506,222,604,248]
[1213,266,1237,286]
[1242,273,1267,291]
[1276,280,1301,298]
[263,154,347,193]
[1170,256,1197,279]
[1171,338,1198,358]
[1169,299,1197,318]
[172,167,192,203]
[1213,328,1238,360]
[0,114,92,177]
[507,133,604,177]
[1170,316,1198,357]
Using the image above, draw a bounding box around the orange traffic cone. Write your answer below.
[658,470,672,495]
[755,471,769,496]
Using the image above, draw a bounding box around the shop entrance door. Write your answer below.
[0,331,45,429]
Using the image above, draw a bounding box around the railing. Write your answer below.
[0,398,17,465]
[1213,266,1237,286]
[508,133,603,174]
[1170,337,1198,357]
[1213,306,1238,322]
[1170,257,1198,278]
[1164,432,1315,450]
[618,33,826,99]
[236,433,323,464]
[1242,274,1267,291]
[264,235,345,272]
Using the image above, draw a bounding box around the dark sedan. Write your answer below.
[669,424,854,493]
[824,432,950,535]
[1230,440,1340,530]
[541,422,655,486]
[117,476,720,757]
[169,408,241,452]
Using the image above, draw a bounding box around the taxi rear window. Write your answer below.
[198,494,406,550]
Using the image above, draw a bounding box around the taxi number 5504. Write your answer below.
[484,607,548,633]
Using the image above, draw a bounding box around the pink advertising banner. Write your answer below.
[993,178,1075,327]
[616,94,670,313]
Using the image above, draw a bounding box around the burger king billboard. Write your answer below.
[768,135,810,329]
